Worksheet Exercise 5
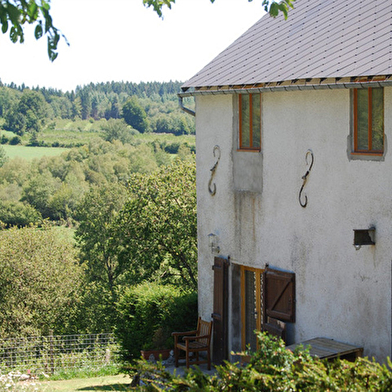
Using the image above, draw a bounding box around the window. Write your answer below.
[239,94,261,150]
[353,87,384,154]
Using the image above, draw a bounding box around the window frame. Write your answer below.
[238,93,262,152]
[352,87,384,156]
[240,265,264,351]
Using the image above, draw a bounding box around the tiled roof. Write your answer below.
[182,0,392,91]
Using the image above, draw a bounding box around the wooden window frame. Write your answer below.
[240,265,264,351]
[353,87,384,156]
[238,94,262,152]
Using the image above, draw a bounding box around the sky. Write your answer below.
[0,0,265,92]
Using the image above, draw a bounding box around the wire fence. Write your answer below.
[0,333,118,375]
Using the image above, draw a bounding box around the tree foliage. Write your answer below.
[122,96,149,133]
[0,137,183,225]
[0,82,195,136]
[114,156,197,290]
[0,0,66,61]
[115,282,197,362]
[75,182,129,294]
[0,224,82,337]
[143,0,295,18]
[4,89,47,134]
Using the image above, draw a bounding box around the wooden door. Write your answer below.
[212,256,229,364]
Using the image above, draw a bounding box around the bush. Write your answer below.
[131,332,392,391]
[9,135,21,145]
[0,200,42,227]
[163,141,181,154]
[115,283,197,362]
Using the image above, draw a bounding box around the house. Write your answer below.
[179,0,392,362]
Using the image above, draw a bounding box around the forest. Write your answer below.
[0,80,195,137]
[0,80,198,356]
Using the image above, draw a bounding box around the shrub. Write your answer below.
[131,332,392,391]
[9,136,21,145]
[0,200,42,227]
[163,141,181,154]
[114,283,197,362]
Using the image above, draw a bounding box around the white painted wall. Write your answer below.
[195,87,392,361]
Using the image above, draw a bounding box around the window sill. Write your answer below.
[351,152,383,156]
[350,151,385,161]
[237,148,261,153]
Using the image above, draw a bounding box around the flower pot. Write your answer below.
[141,348,172,361]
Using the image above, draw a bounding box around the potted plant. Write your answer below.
[140,327,173,361]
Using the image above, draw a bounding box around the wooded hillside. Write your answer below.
[0,80,195,136]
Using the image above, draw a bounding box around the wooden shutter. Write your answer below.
[212,256,229,364]
[263,267,295,322]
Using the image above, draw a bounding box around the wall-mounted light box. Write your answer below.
[208,233,220,254]
[353,228,375,250]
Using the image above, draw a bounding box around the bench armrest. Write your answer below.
[172,330,197,337]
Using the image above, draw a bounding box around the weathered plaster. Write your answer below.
[195,87,392,361]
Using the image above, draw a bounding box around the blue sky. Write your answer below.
[0,0,265,92]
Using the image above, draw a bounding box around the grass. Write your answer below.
[2,145,69,160]
[20,374,133,392]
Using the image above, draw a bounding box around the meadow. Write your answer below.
[2,145,70,160]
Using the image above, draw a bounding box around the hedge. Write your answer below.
[115,282,197,362]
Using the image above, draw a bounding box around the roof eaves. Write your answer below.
[179,75,392,97]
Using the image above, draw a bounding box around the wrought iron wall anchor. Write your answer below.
[208,145,221,196]
[299,149,314,208]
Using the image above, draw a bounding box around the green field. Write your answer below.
[2,145,70,160]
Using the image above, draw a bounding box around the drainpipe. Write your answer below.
[178,96,195,117]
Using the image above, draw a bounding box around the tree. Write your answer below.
[0,145,8,167]
[4,89,47,134]
[0,224,82,337]
[75,182,129,294]
[122,96,149,133]
[102,118,133,144]
[21,171,62,218]
[113,157,197,290]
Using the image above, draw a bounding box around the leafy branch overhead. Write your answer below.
[143,0,296,19]
[0,0,294,62]
[0,0,67,61]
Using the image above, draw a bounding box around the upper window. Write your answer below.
[353,87,384,155]
[239,94,261,151]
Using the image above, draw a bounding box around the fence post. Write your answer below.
[49,330,55,375]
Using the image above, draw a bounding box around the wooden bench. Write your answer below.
[286,337,363,361]
[172,317,213,370]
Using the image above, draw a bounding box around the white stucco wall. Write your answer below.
[195,87,392,361]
